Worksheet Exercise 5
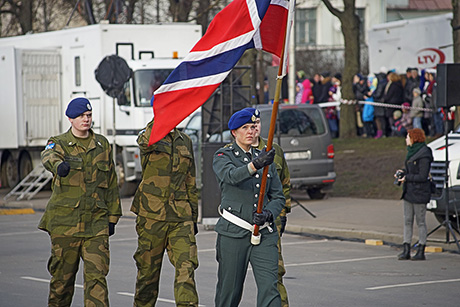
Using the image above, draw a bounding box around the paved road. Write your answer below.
[1,210,460,306]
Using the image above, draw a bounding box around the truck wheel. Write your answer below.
[1,153,19,188]
[434,213,459,231]
[116,154,138,197]
[307,188,326,200]
[19,152,33,180]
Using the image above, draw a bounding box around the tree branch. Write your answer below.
[187,0,223,23]
[321,0,343,19]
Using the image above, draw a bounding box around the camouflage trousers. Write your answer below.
[133,217,199,307]
[275,216,289,307]
[47,235,110,307]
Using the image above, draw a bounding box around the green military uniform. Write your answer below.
[213,143,285,307]
[39,128,121,307]
[255,137,291,307]
[131,121,199,307]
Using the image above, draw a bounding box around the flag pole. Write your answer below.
[251,2,293,245]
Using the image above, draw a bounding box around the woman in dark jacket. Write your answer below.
[383,72,404,136]
[395,128,433,261]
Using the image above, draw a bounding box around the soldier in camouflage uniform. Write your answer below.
[39,97,122,307]
[131,120,199,307]
[245,107,291,307]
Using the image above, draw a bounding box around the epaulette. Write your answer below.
[138,129,146,136]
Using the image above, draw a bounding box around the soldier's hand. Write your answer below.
[252,148,275,170]
[57,161,70,177]
[280,216,287,237]
[253,209,273,226]
[109,223,116,236]
[193,223,198,235]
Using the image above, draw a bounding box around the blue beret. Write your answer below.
[242,107,260,118]
[66,97,92,119]
[228,109,257,130]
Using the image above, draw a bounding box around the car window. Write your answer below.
[261,107,326,137]
[185,113,201,131]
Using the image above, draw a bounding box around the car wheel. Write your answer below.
[307,188,326,200]
[434,213,459,231]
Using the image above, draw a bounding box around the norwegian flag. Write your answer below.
[149,0,291,145]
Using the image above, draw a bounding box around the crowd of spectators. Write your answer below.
[294,67,455,139]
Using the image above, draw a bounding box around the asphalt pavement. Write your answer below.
[1,188,459,253]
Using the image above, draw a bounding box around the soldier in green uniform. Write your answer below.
[39,97,122,307]
[245,107,291,307]
[131,120,199,307]
[213,109,285,307]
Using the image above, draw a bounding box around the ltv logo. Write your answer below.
[416,48,446,68]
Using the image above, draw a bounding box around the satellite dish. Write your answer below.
[95,54,132,98]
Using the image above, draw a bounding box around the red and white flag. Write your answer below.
[149,0,292,145]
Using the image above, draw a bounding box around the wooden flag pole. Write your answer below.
[251,48,288,245]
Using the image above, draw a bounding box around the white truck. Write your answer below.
[0,23,202,194]
[367,13,453,74]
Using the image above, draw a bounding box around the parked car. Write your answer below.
[428,124,460,230]
[183,104,336,199]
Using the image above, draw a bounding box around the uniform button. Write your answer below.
[256,183,260,188]
[228,206,232,210]
[254,204,257,207]
[244,158,248,162]
[255,174,260,178]
[267,174,271,178]
[255,194,258,198]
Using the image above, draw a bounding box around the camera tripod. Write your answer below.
[426,114,460,253]
[291,196,316,218]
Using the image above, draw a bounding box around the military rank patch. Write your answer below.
[217,153,224,157]
[45,142,55,150]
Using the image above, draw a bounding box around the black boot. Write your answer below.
[398,243,411,260]
[411,244,426,261]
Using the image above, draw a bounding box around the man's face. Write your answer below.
[254,118,261,138]
[69,111,92,133]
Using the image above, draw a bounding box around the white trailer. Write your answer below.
[0,23,201,193]
[368,13,453,74]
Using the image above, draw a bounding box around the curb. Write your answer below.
[285,224,458,253]
[0,208,35,215]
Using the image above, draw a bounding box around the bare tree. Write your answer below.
[322,0,360,138]
[168,0,193,22]
[0,0,34,35]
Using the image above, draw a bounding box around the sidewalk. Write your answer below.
[285,192,459,252]
[1,188,459,252]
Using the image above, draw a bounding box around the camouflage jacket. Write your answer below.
[213,143,285,238]
[131,122,198,222]
[39,129,121,237]
[255,137,291,215]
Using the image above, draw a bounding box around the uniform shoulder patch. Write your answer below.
[45,142,55,150]
[217,153,224,157]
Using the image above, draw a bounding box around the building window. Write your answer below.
[356,8,365,44]
[296,8,317,47]
[74,56,81,86]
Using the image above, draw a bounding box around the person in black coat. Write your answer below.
[372,71,389,138]
[395,128,433,261]
[384,72,404,136]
